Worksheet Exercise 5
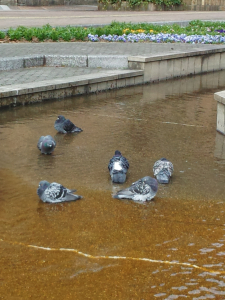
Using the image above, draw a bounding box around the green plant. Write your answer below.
[0,31,5,39]
[98,0,182,7]
[3,20,225,43]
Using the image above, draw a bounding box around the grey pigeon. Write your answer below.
[153,158,174,184]
[108,150,129,183]
[113,176,158,202]
[37,180,82,203]
[54,115,82,134]
[37,135,56,154]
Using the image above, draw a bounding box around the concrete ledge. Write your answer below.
[129,49,225,83]
[0,55,44,70]
[0,69,144,107]
[1,46,225,108]
[214,91,225,105]
[45,55,87,67]
[88,55,128,69]
[214,91,225,135]
[0,54,128,70]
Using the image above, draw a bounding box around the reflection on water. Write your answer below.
[1,71,225,299]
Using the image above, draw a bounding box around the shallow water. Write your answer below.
[1,71,225,299]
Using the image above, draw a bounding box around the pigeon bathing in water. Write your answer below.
[37,135,56,155]
[113,176,158,202]
[108,150,129,183]
[54,115,83,134]
[153,158,174,184]
[37,180,82,203]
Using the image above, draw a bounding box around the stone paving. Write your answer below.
[1,42,225,58]
[0,66,107,86]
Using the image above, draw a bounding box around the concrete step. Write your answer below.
[0,66,144,107]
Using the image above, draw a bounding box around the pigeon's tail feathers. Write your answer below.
[71,126,83,133]
[63,193,82,201]
[153,159,174,177]
[113,188,133,199]
[66,189,77,193]
[111,172,126,184]
[156,169,171,184]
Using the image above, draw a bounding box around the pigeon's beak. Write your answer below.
[156,169,170,184]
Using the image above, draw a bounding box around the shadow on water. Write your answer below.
[1,71,225,299]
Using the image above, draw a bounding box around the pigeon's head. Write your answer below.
[38,180,50,191]
[57,115,66,122]
[37,181,50,198]
[115,150,122,156]
[160,158,168,161]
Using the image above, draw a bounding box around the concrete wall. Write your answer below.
[214,91,225,135]
[0,0,17,5]
[98,0,224,10]
[3,0,224,10]
[183,0,225,10]
[98,2,186,11]
[128,51,225,83]
[9,0,98,5]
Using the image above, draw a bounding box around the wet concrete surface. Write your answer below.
[1,72,225,299]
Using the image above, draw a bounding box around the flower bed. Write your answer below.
[87,33,225,43]
[0,20,225,44]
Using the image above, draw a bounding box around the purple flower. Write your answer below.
[215,29,225,33]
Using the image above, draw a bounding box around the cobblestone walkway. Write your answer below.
[0,66,106,86]
[1,42,225,58]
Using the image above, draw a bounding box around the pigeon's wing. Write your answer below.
[37,136,44,150]
[153,159,174,176]
[153,159,163,176]
[63,119,76,132]
[108,156,118,171]
[120,156,129,171]
[166,161,174,176]
[44,182,67,202]
[44,183,81,203]
[54,120,67,133]
[130,180,151,195]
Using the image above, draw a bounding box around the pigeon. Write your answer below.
[153,158,174,184]
[37,180,82,203]
[108,150,129,183]
[37,135,56,155]
[54,115,82,134]
[113,176,158,202]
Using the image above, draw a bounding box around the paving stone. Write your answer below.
[0,66,112,87]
